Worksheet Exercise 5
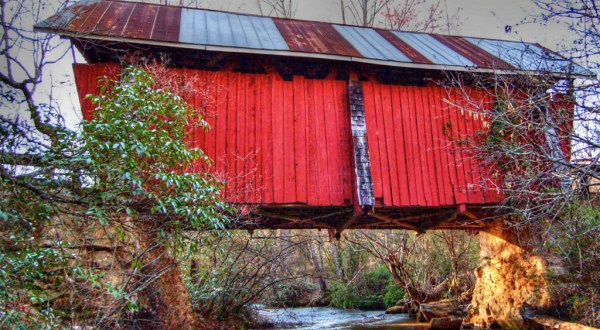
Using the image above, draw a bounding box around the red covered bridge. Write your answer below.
[37,0,588,233]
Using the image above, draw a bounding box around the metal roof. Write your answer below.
[36,0,591,75]
[465,37,590,75]
[179,9,289,50]
[333,25,411,62]
[391,31,474,66]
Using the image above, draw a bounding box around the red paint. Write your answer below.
[72,63,120,120]
[74,64,506,208]
[362,82,499,207]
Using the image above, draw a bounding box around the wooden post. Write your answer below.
[348,80,375,210]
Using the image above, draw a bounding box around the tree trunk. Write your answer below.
[330,241,343,279]
[307,240,327,300]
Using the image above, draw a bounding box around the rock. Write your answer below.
[429,316,463,330]
[418,299,459,322]
[386,299,419,315]
[385,305,409,314]
[466,232,551,329]
[521,306,597,330]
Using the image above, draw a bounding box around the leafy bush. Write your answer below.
[330,265,399,310]
[383,282,406,307]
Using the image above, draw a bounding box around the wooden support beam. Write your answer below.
[369,213,423,232]
[348,81,375,211]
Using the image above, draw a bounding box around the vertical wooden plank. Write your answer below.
[272,75,285,203]
[282,79,297,203]
[407,86,427,206]
[201,70,216,174]
[254,75,263,203]
[262,74,275,204]
[305,79,319,205]
[72,64,91,120]
[314,79,331,204]
[246,74,257,203]
[215,72,228,187]
[294,76,308,203]
[463,88,484,204]
[419,87,440,206]
[477,90,493,203]
[235,73,246,203]
[188,69,201,172]
[73,63,119,120]
[390,86,410,206]
[324,79,343,204]
[381,85,400,206]
[458,88,479,204]
[411,86,427,204]
[435,86,460,205]
[225,72,238,202]
[373,83,392,205]
[336,80,353,204]
[483,91,501,203]
[363,82,384,202]
[398,86,418,206]
[470,88,489,204]
[454,88,477,204]
[429,86,452,206]
[332,79,350,205]
[447,88,468,204]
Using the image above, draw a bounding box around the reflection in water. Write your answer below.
[254,307,429,329]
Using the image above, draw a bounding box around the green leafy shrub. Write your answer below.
[330,265,395,310]
[383,282,406,307]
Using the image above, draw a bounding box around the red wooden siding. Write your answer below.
[73,63,503,209]
[362,82,500,207]
[72,63,120,120]
[186,70,355,205]
[73,64,354,206]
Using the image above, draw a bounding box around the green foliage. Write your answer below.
[1,65,229,327]
[83,67,228,232]
[330,265,397,310]
[383,282,406,307]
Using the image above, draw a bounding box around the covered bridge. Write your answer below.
[36,0,588,234]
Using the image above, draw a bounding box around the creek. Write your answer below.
[254,306,430,329]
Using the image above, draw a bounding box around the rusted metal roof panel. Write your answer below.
[122,2,158,40]
[391,31,474,67]
[333,25,411,62]
[378,30,433,64]
[274,19,361,57]
[70,1,111,34]
[97,1,136,36]
[432,35,516,70]
[466,37,590,75]
[179,8,288,50]
[36,0,589,75]
[150,5,181,42]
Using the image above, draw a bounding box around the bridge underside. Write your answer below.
[235,204,499,235]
